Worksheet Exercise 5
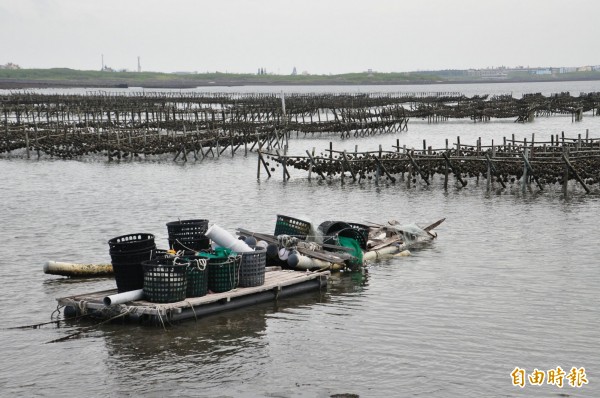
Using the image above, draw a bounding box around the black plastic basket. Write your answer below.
[151,248,170,258]
[319,221,368,251]
[185,257,209,297]
[167,219,209,240]
[141,258,187,303]
[108,233,155,253]
[110,248,155,265]
[207,256,241,293]
[109,239,156,293]
[347,223,370,250]
[239,247,267,287]
[112,261,145,293]
[274,215,311,240]
[168,237,211,252]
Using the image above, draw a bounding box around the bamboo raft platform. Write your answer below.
[57,268,329,324]
[2,91,599,159]
[259,131,600,194]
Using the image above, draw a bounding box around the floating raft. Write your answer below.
[57,269,329,324]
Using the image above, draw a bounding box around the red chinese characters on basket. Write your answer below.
[511,366,588,388]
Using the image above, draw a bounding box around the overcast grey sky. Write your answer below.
[1,0,598,74]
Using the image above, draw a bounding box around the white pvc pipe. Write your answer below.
[205,224,254,253]
[103,289,144,306]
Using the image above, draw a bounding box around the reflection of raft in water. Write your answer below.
[57,267,329,324]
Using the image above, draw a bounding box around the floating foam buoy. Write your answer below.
[244,236,257,247]
[394,250,411,257]
[255,240,269,250]
[287,252,344,271]
[362,245,405,262]
[278,248,290,261]
[266,243,279,258]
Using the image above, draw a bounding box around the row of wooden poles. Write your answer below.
[258,130,599,194]
[2,90,598,123]
[0,92,415,159]
[2,91,599,160]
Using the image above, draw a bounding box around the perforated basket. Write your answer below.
[319,221,368,251]
[168,237,211,252]
[108,233,156,253]
[141,258,187,303]
[112,261,145,293]
[274,215,311,240]
[239,247,267,287]
[207,256,241,293]
[347,223,370,250]
[166,219,209,240]
[184,257,209,298]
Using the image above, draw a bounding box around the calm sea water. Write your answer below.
[1,82,600,397]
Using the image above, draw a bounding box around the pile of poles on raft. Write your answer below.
[234,215,445,272]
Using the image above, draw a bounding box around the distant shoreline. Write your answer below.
[2,74,600,90]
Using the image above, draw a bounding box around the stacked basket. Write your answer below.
[108,233,157,293]
[166,219,210,251]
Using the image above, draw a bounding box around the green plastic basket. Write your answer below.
[185,257,208,298]
[274,214,312,239]
[142,258,187,303]
[207,256,241,293]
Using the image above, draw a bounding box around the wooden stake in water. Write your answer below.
[521,147,528,193]
[24,126,30,159]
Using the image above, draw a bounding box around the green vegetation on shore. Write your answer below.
[1,68,600,89]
